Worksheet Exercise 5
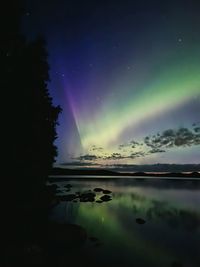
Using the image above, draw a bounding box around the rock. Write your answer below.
[64,184,72,188]
[59,194,77,201]
[56,189,63,193]
[136,218,146,224]
[93,188,103,192]
[79,192,96,202]
[80,197,95,202]
[102,190,112,194]
[80,199,89,202]
[82,192,95,197]
[96,200,103,203]
[62,188,70,192]
[100,195,112,202]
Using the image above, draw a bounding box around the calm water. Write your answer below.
[49,177,200,267]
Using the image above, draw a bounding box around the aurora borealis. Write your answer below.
[24,0,200,167]
[50,179,200,266]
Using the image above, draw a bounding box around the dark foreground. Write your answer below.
[3,177,200,267]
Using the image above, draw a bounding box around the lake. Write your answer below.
[48,177,200,267]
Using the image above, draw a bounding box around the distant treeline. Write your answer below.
[57,163,200,173]
[109,164,200,172]
[50,167,200,178]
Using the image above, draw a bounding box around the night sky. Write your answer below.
[24,0,200,167]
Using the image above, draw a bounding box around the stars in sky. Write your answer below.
[23,0,200,165]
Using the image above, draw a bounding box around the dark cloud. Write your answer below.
[89,145,104,151]
[118,143,130,149]
[130,151,147,158]
[130,140,140,148]
[104,153,126,160]
[149,148,166,154]
[119,140,141,150]
[193,122,200,134]
[119,144,126,149]
[60,161,97,166]
[144,126,200,149]
[103,151,147,160]
[74,125,200,163]
[75,154,99,161]
[192,122,200,127]
[130,140,140,145]
[194,127,200,133]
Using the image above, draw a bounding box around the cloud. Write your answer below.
[194,127,200,133]
[130,140,141,148]
[118,143,130,150]
[89,145,104,151]
[104,153,126,160]
[75,154,99,161]
[74,153,130,161]
[103,151,147,160]
[149,148,166,154]
[119,140,141,150]
[60,161,97,166]
[144,126,200,149]
[73,124,200,163]
[129,151,147,158]
[119,144,127,149]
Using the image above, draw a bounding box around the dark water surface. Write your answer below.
[49,177,200,267]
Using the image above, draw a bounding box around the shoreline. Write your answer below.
[49,168,200,179]
[48,175,200,182]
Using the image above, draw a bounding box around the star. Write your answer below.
[178,38,182,43]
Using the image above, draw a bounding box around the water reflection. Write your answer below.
[50,178,200,267]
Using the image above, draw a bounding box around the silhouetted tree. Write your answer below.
[22,38,61,190]
[1,2,61,265]
[1,0,61,200]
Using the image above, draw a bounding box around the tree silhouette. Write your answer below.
[1,0,61,200]
[20,38,61,192]
[1,2,62,265]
